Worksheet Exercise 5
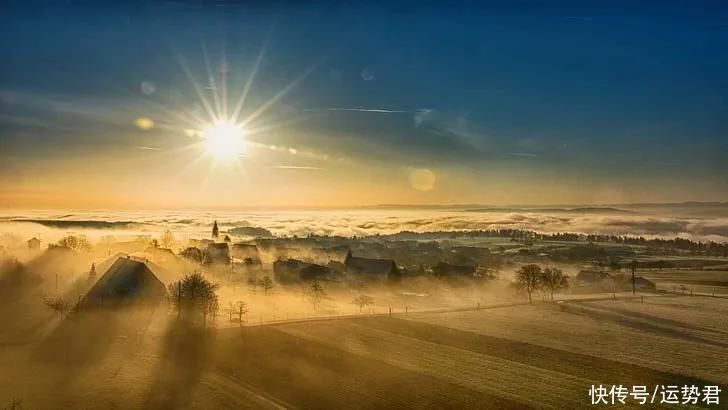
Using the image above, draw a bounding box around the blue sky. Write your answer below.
[1,1,728,208]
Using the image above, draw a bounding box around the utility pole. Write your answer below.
[631,259,637,295]
[177,281,181,318]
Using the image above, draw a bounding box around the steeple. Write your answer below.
[212,220,219,239]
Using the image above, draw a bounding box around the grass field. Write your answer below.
[1,295,726,409]
[641,269,728,295]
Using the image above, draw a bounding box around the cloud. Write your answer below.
[137,146,161,150]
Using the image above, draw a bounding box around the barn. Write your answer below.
[80,256,168,308]
[345,256,399,279]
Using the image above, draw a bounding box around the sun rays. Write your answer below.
[138,40,318,182]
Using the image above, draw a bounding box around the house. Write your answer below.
[206,242,230,264]
[432,262,476,278]
[26,237,41,250]
[273,258,340,283]
[575,269,621,291]
[345,256,399,279]
[80,256,167,308]
[230,243,261,265]
[633,276,656,290]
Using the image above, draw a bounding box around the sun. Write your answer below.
[201,121,246,159]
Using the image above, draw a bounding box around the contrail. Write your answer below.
[272,165,323,170]
[305,107,411,113]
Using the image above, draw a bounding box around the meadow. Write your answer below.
[2,294,726,409]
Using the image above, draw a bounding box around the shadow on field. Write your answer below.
[144,320,214,410]
[31,304,159,391]
[560,303,728,349]
[211,325,523,409]
[33,311,121,368]
[360,317,721,389]
[573,302,728,336]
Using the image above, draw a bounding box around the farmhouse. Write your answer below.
[432,262,477,278]
[80,256,167,308]
[207,242,231,264]
[230,243,261,265]
[273,258,340,283]
[575,270,613,286]
[26,237,41,250]
[345,256,399,279]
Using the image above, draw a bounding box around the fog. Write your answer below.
[0,223,532,408]
[3,204,728,245]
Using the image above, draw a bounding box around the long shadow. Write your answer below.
[572,301,728,335]
[357,317,724,390]
[211,326,524,409]
[559,303,728,349]
[31,303,160,392]
[143,319,214,410]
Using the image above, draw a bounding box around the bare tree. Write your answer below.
[516,264,543,304]
[43,296,70,317]
[308,281,325,312]
[4,398,23,410]
[160,229,174,249]
[540,267,568,301]
[226,301,249,325]
[351,295,374,313]
[179,247,210,265]
[258,276,275,295]
[57,235,91,252]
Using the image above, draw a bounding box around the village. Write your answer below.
[8,218,722,326]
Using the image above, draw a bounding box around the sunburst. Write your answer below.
[140,40,317,173]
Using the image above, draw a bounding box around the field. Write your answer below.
[641,269,728,296]
[2,294,727,409]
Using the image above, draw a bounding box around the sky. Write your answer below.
[1,1,728,209]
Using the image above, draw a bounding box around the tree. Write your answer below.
[223,235,231,243]
[43,296,70,317]
[212,221,219,239]
[308,281,325,312]
[258,276,275,295]
[57,235,91,252]
[226,301,249,325]
[179,247,209,265]
[160,229,174,248]
[168,273,220,326]
[351,295,374,313]
[540,267,568,301]
[516,264,543,304]
[247,276,258,294]
[88,262,97,283]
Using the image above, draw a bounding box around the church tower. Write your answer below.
[212,220,219,239]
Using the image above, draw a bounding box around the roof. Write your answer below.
[208,242,230,250]
[576,270,612,283]
[432,262,476,277]
[346,256,398,277]
[27,237,40,243]
[230,243,260,260]
[273,258,340,282]
[81,256,167,306]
